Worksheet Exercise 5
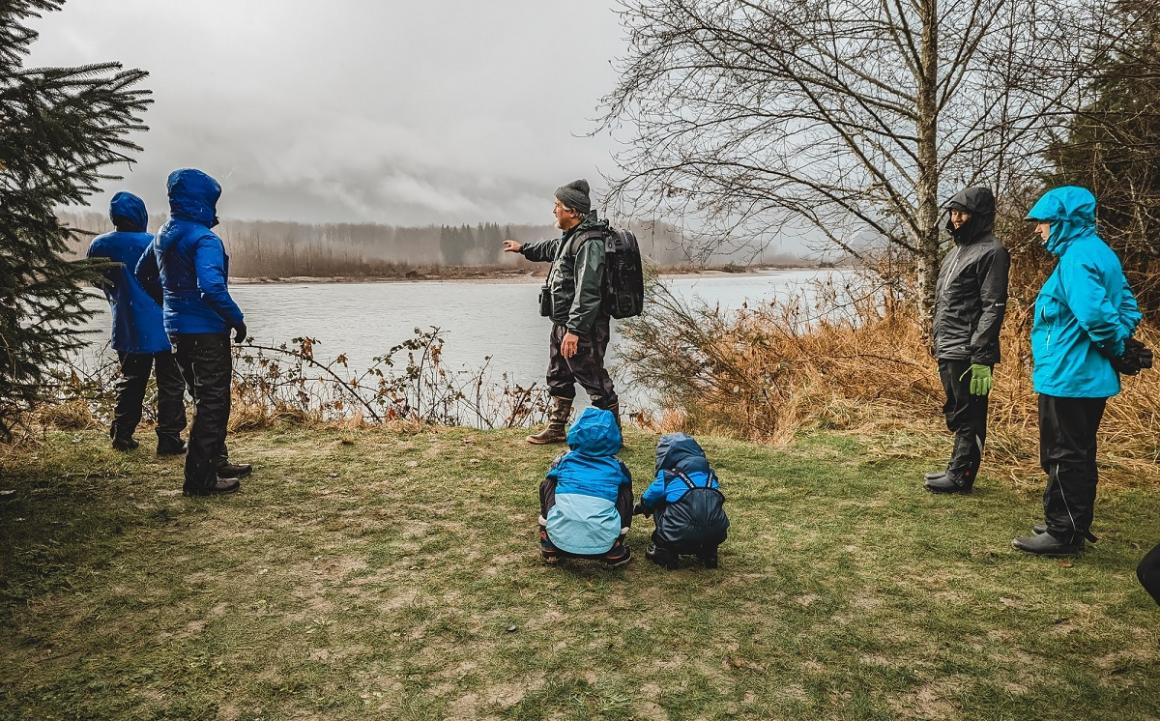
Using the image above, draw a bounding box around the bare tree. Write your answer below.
[601,0,1134,325]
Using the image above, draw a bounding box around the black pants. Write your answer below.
[547,317,618,409]
[1039,394,1106,543]
[938,359,990,482]
[174,333,232,493]
[1137,544,1160,606]
[111,351,186,442]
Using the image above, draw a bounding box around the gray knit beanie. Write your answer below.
[554,179,591,215]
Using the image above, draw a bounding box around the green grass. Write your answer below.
[1,426,1158,721]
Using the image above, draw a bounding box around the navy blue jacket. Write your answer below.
[641,433,720,510]
[136,169,244,335]
[86,192,170,354]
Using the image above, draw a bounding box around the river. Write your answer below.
[79,269,847,412]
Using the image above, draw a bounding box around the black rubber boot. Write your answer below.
[183,476,241,497]
[217,461,252,479]
[1012,531,1083,556]
[157,434,187,456]
[646,543,678,570]
[925,471,973,494]
[527,397,572,445]
[698,546,719,569]
[1032,523,1047,535]
[923,469,948,483]
[111,436,139,452]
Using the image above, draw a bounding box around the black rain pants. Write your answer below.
[938,358,990,483]
[174,333,232,494]
[111,351,187,443]
[546,317,618,409]
[1038,394,1106,543]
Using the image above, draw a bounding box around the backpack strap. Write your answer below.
[671,469,697,489]
[565,228,607,257]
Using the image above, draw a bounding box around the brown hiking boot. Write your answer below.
[527,397,572,445]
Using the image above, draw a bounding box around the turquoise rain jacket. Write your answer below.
[543,408,631,555]
[86,192,170,354]
[135,169,244,335]
[1026,186,1141,398]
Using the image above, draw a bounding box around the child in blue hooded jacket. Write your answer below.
[637,433,728,569]
[538,407,633,567]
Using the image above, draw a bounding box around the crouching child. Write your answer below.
[538,407,633,567]
[637,433,728,569]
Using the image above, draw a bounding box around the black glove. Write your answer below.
[1112,337,1153,376]
[233,323,248,344]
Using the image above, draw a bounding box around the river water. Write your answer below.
[80,269,846,411]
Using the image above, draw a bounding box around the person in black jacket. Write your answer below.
[503,180,618,444]
[924,187,1010,493]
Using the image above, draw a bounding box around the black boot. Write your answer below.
[1012,531,1083,556]
[698,546,719,569]
[217,460,252,479]
[924,470,973,494]
[1032,523,1047,535]
[183,476,241,497]
[646,543,678,570]
[527,396,572,445]
[157,434,187,456]
[111,436,139,452]
[923,469,948,482]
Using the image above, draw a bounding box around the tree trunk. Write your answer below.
[915,0,942,336]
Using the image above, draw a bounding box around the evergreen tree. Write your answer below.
[0,0,152,439]
[1045,0,1160,318]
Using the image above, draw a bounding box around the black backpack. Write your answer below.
[570,227,644,319]
[654,470,729,548]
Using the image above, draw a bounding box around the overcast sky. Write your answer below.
[28,1,625,226]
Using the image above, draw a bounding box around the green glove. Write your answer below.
[959,364,993,396]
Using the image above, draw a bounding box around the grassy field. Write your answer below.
[1,426,1157,721]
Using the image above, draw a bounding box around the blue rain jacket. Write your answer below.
[135,169,244,335]
[1026,186,1141,398]
[86,192,170,354]
[641,433,720,510]
[543,408,631,556]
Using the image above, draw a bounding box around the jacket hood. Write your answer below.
[167,168,221,228]
[566,407,622,457]
[655,433,712,476]
[1025,186,1097,256]
[943,186,995,245]
[109,191,148,232]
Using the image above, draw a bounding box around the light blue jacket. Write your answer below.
[86,192,170,354]
[135,169,244,335]
[543,408,631,556]
[1026,187,1141,398]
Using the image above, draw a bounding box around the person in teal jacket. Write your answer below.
[1012,186,1143,555]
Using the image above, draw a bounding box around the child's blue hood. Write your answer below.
[1025,186,1098,256]
[109,191,147,232]
[166,168,221,230]
[655,433,711,475]
[566,407,622,457]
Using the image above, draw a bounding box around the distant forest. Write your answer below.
[58,211,805,278]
